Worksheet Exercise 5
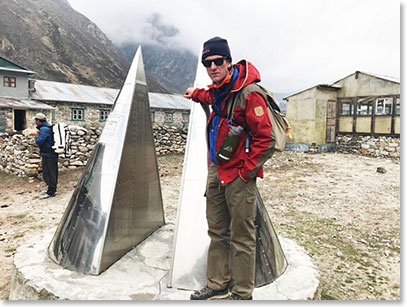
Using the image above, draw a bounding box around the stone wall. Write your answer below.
[41,101,190,129]
[0,107,53,132]
[0,124,187,178]
[336,135,400,158]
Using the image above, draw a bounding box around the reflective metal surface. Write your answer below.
[48,47,165,275]
[254,188,288,286]
[168,51,211,289]
[168,51,288,290]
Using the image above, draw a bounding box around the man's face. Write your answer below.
[34,119,41,126]
[204,55,230,84]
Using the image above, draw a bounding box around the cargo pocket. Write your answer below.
[246,195,256,218]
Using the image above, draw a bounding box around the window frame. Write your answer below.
[395,98,400,115]
[356,97,373,116]
[340,99,354,116]
[99,109,110,122]
[71,108,85,121]
[182,112,189,123]
[375,97,393,116]
[164,111,173,123]
[3,76,16,88]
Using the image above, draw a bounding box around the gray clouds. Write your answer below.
[68,0,400,93]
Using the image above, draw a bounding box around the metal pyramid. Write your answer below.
[168,49,288,290]
[48,46,165,275]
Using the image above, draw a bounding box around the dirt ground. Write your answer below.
[0,151,400,300]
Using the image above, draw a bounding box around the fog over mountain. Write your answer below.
[116,13,197,94]
[0,0,289,101]
[0,0,131,89]
[0,1,197,93]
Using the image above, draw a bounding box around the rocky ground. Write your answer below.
[0,151,400,300]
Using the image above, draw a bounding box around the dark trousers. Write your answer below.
[42,156,58,195]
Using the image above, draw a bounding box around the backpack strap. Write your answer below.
[226,83,266,133]
[226,93,251,133]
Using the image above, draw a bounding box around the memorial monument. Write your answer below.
[48,46,165,275]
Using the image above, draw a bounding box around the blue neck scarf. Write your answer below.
[209,67,239,164]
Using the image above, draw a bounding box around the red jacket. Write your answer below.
[192,60,274,185]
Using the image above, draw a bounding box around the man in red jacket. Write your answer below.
[184,37,275,300]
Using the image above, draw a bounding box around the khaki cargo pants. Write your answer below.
[205,163,256,299]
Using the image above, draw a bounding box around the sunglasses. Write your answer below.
[202,57,227,68]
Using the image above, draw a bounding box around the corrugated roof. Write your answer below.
[285,70,400,100]
[148,92,191,110]
[0,96,55,110]
[31,80,119,105]
[358,71,400,84]
[31,79,192,110]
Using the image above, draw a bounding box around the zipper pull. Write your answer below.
[245,134,250,153]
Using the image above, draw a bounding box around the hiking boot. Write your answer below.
[40,193,56,199]
[223,293,253,300]
[190,286,229,300]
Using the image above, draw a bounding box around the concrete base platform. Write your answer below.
[9,224,321,300]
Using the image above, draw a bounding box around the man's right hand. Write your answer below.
[184,87,195,99]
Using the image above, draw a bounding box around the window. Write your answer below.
[375,98,393,115]
[182,113,189,123]
[340,99,353,115]
[356,98,373,115]
[3,76,16,87]
[151,111,155,123]
[100,110,110,122]
[164,112,173,123]
[71,108,84,121]
[395,98,400,115]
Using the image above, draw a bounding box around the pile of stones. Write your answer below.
[336,135,400,158]
[153,124,188,155]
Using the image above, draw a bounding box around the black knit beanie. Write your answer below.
[202,37,232,62]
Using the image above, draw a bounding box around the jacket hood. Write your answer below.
[232,60,261,92]
[37,121,51,130]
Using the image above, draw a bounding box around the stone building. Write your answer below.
[0,56,53,133]
[1,55,191,134]
[0,56,193,177]
[30,80,191,130]
[284,71,400,150]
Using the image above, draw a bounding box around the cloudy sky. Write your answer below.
[67,0,400,94]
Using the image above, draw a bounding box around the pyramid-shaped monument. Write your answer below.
[48,47,165,275]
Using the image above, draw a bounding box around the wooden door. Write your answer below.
[326,100,336,143]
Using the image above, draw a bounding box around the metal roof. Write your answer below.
[0,67,36,75]
[0,56,36,75]
[358,71,400,84]
[0,96,55,110]
[148,92,191,110]
[285,71,400,100]
[32,80,119,105]
[31,79,192,110]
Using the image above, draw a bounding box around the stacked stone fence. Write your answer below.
[336,135,400,159]
[1,128,399,178]
[0,124,187,178]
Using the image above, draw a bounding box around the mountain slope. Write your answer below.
[119,42,197,94]
[0,0,164,92]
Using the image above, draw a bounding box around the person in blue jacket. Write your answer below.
[34,113,58,199]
